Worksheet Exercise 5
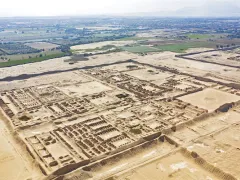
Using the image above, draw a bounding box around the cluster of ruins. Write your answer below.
[0,60,240,180]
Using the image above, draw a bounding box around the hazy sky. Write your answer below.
[0,0,239,17]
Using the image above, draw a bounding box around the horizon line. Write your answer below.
[0,15,240,19]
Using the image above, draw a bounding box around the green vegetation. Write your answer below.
[0,52,66,68]
[119,36,150,41]
[2,50,63,61]
[121,45,160,53]
[120,42,213,53]
[94,33,115,37]
[155,42,214,53]
[60,33,132,46]
[0,43,40,55]
[118,41,215,54]
[186,34,213,39]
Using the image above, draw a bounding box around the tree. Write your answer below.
[39,54,43,57]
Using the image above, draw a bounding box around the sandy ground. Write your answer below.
[187,50,240,67]
[170,109,240,144]
[117,151,220,180]
[1,50,239,85]
[187,124,240,179]
[70,41,135,50]
[125,68,173,81]
[57,81,112,97]
[92,141,175,180]
[0,112,42,180]
[178,88,240,111]
[101,62,142,72]
[0,52,137,80]
[0,71,90,91]
[185,48,214,53]
[136,51,240,83]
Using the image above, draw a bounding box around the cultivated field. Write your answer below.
[25,42,59,50]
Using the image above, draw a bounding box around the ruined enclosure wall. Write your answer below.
[175,46,240,69]
[132,60,240,88]
[75,136,168,174]
[181,148,237,180]
[176,55,240,68]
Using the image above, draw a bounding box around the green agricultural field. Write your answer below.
[0,52,66,68]
[119,36,150,41]
[2,50,63,61]
[155,42,215,53]
[186,34,215,39]
[94,33,115,37]
[121,45,160,53]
